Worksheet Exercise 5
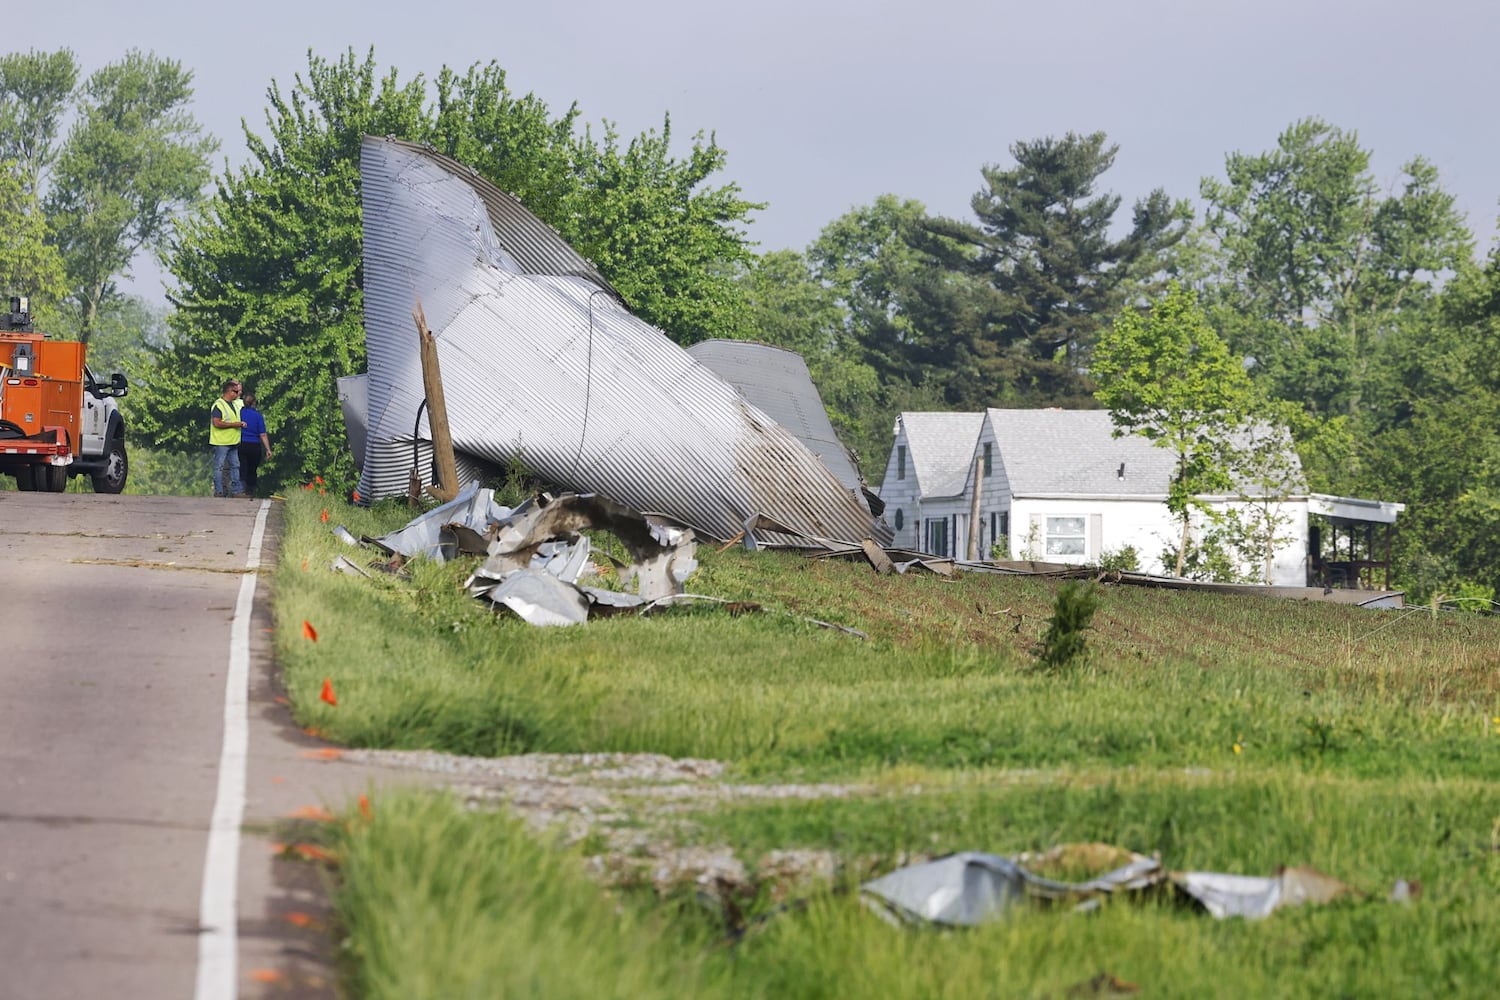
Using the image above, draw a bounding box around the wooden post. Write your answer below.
[967,455,983,560]
[413,297,459,503]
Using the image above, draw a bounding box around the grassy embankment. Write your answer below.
[273,490,1500,999]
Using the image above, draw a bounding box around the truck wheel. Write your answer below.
[14,468,36,491]
[43,465,67,492]
[91,437,128,494]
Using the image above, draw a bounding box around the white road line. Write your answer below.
[195,500,271,1000]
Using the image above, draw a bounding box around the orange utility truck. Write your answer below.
[0,296,129,493]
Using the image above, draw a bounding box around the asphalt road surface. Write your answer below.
[0,492,421,999]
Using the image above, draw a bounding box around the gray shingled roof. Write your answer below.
[987,409,1181,496]
[986,408,1305,496]
[900,412,985,497]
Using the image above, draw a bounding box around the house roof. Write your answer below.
[986,408,1307,497]
[899,411,986,497]
[987,409,1178,496]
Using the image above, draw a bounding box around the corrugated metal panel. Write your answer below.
[685,339,864,492]
[356,135,890,546]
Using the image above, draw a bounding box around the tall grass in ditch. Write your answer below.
[331,780,1500,999]
[332,790,733,999]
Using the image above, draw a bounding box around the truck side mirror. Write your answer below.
[110,373,129,397]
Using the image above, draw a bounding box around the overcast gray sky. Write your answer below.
[24,0,1500,301]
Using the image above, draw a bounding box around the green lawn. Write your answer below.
[273,491,1500,998]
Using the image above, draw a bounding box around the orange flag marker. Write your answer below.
[358,793,374,821]
[319,677,337,705]
[302,620,318,641]
[320,508,329,523]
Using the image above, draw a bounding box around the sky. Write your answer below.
[21,0,1500,303]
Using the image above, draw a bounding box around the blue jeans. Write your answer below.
[212,444,242,496]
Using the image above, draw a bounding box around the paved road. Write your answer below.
[0,492,422,999]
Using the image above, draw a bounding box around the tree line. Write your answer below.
[2,47,1496,603]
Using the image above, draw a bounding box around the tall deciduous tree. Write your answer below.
[1092,283,1254,576]
[808,195,934,384]
[45,50,217,341]
[915,131,1191,407]
[1200,117,1471,418]
[0,163,67,314]
[0,48,78,193]
[561,118,761,344]
[1354,252,1500,601]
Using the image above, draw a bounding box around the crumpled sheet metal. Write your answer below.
[474,492,698,600]
[461,493,699,626]
[862,848,1162,926]
[861,845,1381,926]
[1170,866,1362,920]
[356,135,890,549]
[369,482,519,562]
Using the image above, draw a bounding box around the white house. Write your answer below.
[878,408,1404,588]
[876,411,985,557]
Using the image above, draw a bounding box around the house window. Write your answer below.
[999,511,1009,538]
[926,518,948,557]
[897,445,906,480]
[983,442,992,477]
[1045,516,1086,556]
[894,509,904,531]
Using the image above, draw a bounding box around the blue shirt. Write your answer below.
[239,405,268,444]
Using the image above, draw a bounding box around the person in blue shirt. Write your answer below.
[236,391,273,496]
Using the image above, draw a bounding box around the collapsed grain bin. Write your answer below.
[346,135,888,548]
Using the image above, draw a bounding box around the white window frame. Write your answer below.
[1045,515,1087,556]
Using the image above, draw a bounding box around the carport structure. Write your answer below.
[1307,493,1406,591]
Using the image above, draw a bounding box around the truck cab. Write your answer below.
[0,296,129,493]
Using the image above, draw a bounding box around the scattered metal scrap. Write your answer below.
[350,135,889,550]
[860,842,1414,927]
[335,485,869,633]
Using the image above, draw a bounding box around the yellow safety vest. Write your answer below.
[210,397,240,446]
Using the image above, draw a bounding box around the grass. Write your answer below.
[273,491,1500,998]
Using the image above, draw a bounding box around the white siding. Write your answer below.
[878,426,923,549]
[1009,496,1309,584]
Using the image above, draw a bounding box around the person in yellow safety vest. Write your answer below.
[210,379,248,497]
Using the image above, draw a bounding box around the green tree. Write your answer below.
[561,119,761,344]
[1200,118,1471,418]
[45,50,217,342]
[1353,252,1500,601]
[808,196,933,384]
[914,131,1191,407]
[1092,283,1254,576]
[0,163,67,314]
[0,48,78,193]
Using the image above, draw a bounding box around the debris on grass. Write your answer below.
[859,843,1410,926]
[337,488,862,633]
